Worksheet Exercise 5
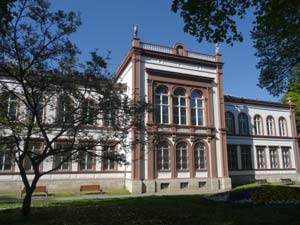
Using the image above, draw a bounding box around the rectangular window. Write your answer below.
[24,142,42,171]
[241,145,252,170]
[227,145,238,170]
[54,143,71,171]
[79,148,94,171]
[282,148,290,168]
[103,146,115,170]
[269,148,279,169]
[0,143,13,171]
[104,111,115,127]
[257,147,266,169]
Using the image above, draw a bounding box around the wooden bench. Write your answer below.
[280,178,295,185]
[21,186,48,197]
[256,179,269,185]
[79,185,103,195]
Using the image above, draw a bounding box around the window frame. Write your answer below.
[173,88,187,125]
[238,113,249,135]
[269,147,279,169]
[176,142,189,171]
[240,145,252,170]
[194,142,206,170]
[225,111,235,135]
[82,98,97,126]
[279,117,287,137]
[157,142,170,171]
[155,86,169,124]
[53,142,72,171]
[190,90,204,126]
[227,145,238,170]
[282,148,291,169]
[256,146,266,169]
[266,116,275,136]
[56,94,75,125]
[253,115,263,135]
[0,143,14,172]
[102,145,116,171]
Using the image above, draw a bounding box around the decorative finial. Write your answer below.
[287,97,293,104]
[215,43,220,54]
[134,24,138,38]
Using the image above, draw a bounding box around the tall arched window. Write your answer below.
[225,111,235,134]
[57,95,74,124]
[254,115,263,135]
[82,99,97,125]
[176,142,188,170]
[238,113,249,135]
[266,116,275,136]
[190,90,204,126]
[173,88,186,125]
[279,117,287,136]
[1,93,17,121]
[194,142,206,170]
[155,86,169,124]
[157,142,170,171]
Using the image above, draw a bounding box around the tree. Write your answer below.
[171,0,300,96]
[282,63,300,137]
[0,0,16,35]
[0,0,146,216]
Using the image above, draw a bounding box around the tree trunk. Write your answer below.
[22,190,33,216]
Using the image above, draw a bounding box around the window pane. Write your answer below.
[191,109,196,125]
[173,108,179,124]
[162,96,168,104]
[173,98,178,106]
[180,98,186,106]
[180,108,186,124]
[197,110,203,125]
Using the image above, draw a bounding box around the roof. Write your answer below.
[224,94,292,109]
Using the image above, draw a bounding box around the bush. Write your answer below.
[251,185,300,204]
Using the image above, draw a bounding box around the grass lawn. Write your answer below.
[1,195,300,225]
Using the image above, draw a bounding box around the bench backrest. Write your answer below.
[80,185,100,191]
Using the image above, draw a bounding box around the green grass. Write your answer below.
[1,195,300,225]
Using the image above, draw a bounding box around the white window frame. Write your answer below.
[173,88,187,125]
[157,143,170,171]
[266,116,275,136]
[176,142,188,170]
[155,87,169,124]
[194,142,206,170]
[279,117,287,136]
[254,115,263,135]
[191,91,204,126]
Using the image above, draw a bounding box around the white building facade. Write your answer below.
[0,37,299,194]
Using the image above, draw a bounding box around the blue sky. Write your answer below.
[51,0,279,102]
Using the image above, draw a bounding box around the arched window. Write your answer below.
[254,115,263,135]
[176,142,188,170]
[191,90,204,126]
[155,86,169,124]
[173,88,186,125]
[238,113,249,135]
[57,95,74,124]
[157,142,170,171]
[279,117,287,136]
[225,111,235,134]
[266,116,275,136]
[194,142,206,170]
[1,93,17,121]
[82,99,97,125]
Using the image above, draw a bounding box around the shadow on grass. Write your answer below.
[1,195,300,225]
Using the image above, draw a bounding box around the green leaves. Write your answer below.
[172,0,300,96]
[171,0,253,44]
